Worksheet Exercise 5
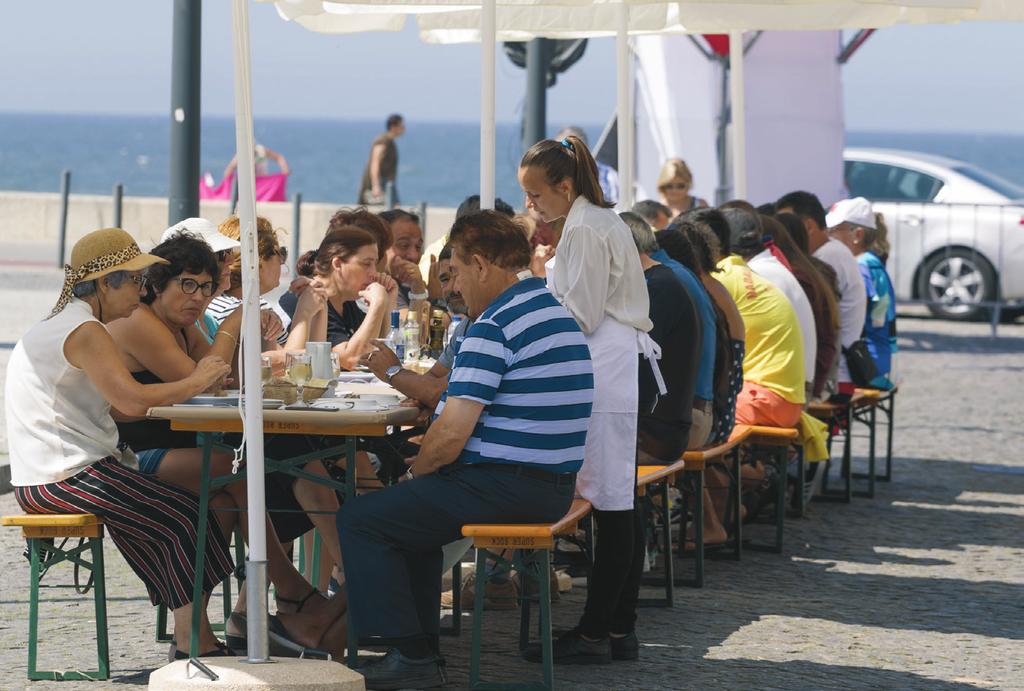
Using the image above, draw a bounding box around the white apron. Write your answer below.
[547,258,665,511]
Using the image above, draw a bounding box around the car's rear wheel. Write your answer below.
[918,248,997,321]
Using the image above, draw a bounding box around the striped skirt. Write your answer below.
[14,457,234,610]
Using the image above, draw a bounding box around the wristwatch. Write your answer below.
[385,365,404,383]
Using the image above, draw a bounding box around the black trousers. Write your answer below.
[578,501,646,638]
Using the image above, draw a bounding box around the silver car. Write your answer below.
[844,147,1024,320]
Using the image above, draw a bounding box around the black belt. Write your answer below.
[476,463,576,483]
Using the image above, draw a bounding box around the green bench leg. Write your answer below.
[91,537,110,680]
[27,538,41,680]
[27,536,110,681]
[538,549,553,691]
[469,547,486,687]
[470,547,553,691]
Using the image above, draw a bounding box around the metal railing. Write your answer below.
[55,172,431,275]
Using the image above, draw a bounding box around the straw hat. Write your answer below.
[49,228,168,317]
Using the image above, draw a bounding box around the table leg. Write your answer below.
[345,435,359,667]
[190,435,215,657]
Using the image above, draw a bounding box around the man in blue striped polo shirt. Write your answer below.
[338,210,593,690]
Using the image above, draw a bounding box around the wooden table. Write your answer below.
[148,402,419,663]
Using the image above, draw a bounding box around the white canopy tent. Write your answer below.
[209,0,1024,673]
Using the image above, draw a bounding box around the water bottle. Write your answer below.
[402,311,420,362]
[445,315,463,350]
[385,310,405,361]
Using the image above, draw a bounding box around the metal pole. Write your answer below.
[168,0,202,226]
[290,193,301,276]
[523,38,549,153]
[385,180,396,209]
[57,170,71,268]
[715,58,730,205]
[480,0,496,210]
[112,184,124,229]
[417,201,428,243]
[230,0,270,663]
[728,31,748,201]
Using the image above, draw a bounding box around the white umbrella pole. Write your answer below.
[231,0,270,663]
[616,2,631,210]
[480,0,496,209]
[729,30,747,201]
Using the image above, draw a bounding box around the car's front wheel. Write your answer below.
[918,248,997,321]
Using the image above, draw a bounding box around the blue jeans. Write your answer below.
[337,462,575,644]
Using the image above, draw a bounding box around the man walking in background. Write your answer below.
[359,113,405,205]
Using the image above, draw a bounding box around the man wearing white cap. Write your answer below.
[776,191,867,400]
[826,197,876,236]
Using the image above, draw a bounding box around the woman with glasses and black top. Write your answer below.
[657,158,708,220]
[107,231,348,658]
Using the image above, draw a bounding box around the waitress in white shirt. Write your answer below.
[519,136,660,663]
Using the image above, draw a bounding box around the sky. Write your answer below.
[0,3,1022,133]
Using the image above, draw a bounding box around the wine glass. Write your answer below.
[330,352,341,379]
[285,352,312,406]
[260,355,273,386]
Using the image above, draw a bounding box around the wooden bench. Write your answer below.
[856,384,899,483]
[461,498,593,691]
[731,425,800,554]
[685,435,746,564]
[1,514,109,681]
[636,460,686,607]
[809,392,874,501]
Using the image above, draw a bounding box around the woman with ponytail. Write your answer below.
[519,136,657,664]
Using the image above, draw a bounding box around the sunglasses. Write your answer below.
[264,246,288,262]
[173,277,216,297]
[660,182,690,191]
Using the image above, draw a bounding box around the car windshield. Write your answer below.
[952,165,1024,201]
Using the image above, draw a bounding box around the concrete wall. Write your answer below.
[0,191,457,256]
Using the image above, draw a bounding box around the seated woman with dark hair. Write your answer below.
[280,208,398,371]
[667,216,746,446]
[106,232,347,658]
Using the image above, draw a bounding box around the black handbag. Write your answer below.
[843,339,879,387]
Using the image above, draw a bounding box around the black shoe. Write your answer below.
[521,629,612,665]
[360,648,446,690]
[610,632,639,661]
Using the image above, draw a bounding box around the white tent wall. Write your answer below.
[744,30,845,207]
[634,30,845,209]
[634,35,721,205]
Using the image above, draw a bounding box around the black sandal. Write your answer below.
[173,642,236,660]
[275,586,324,614]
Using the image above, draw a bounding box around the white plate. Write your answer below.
[336,372,376,383]
[241,398,286,410]
[354,394,401,404]
[182,395,239,406]
[297,400,356,411]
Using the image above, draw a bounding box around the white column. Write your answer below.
[230,0,269,662]
[616,2,631,210]
[480,0,496,209]
[729,30,747,200]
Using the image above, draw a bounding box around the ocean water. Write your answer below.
[1,112,1022,208]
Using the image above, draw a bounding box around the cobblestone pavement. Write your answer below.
[1,298,1022,689]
